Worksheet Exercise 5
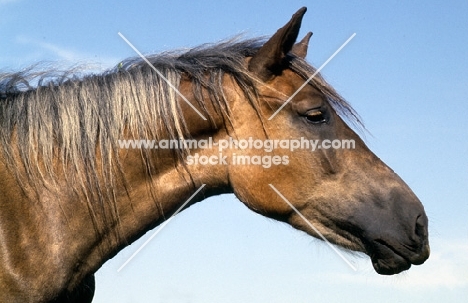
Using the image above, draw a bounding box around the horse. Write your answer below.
[0,7,429,303]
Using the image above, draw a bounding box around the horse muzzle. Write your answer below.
[367,213,430,275]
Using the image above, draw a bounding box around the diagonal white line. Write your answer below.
[117,32,207,121]
[117,184,206,272]
[268,33,356,120]
[268,184,357,271]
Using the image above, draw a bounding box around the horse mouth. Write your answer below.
[368,239,429,275]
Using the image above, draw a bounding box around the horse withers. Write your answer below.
[0,7,429,302]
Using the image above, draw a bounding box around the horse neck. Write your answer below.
[88,76,234,268]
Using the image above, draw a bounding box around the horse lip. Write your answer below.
[408,241,430,265]
[369,239,416,275]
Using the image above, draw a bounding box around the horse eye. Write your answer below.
[305,109,327,124]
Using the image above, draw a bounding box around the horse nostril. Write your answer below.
[411,213,430,263]
[414,214,427,239]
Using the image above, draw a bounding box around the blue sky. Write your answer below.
[1,0,467,302]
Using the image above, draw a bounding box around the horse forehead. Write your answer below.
[262,69,321,97]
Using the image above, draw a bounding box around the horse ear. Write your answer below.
[248,7,307,81]
[291,32,312,59]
